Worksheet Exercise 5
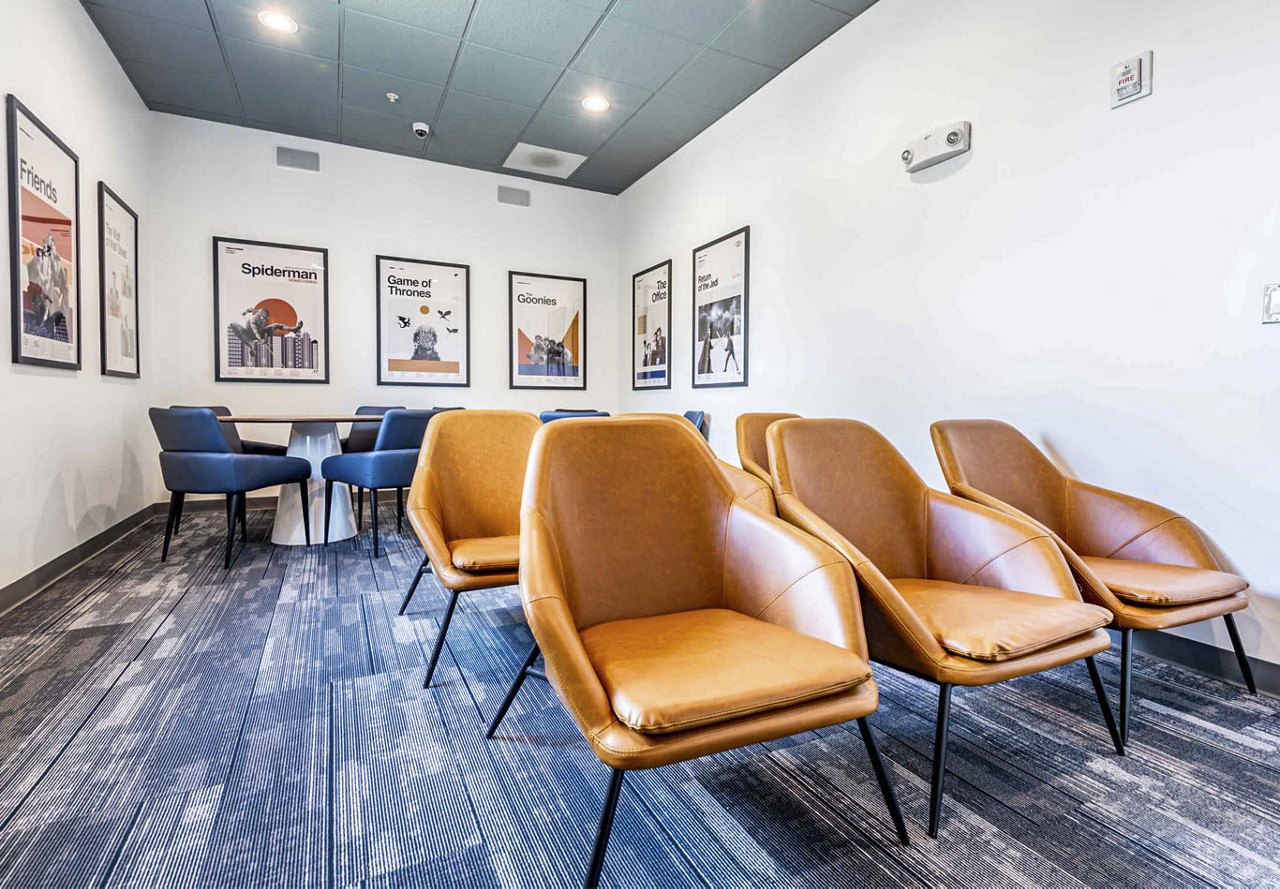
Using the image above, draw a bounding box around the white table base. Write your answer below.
[272,421,357,546]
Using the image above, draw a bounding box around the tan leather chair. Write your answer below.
[404,409,542,688]
[736,412,800,483]
[768,418,1123,837]
[503,415,908,886]
[930,419,1254,741]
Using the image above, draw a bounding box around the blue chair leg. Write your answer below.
[323,480,334,547]
[370,487,380,558]
[298,481,311,546]
[161,491,180,561]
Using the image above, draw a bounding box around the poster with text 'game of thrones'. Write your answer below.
[213,238,329,383]
[509,271,586,390]
[692,226,749,389]
[377,255,470,387]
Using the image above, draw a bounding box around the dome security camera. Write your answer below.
[411,121,430,139]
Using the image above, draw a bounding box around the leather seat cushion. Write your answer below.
[579,608,872,736]
[450,536,519,572]
[1081,557,1248,605]
[892,579,1112,662]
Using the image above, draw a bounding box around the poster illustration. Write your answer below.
[99,183,139,378]
[509,271,586,390]
[633,259,671,390]
[7,95,80,370]
[376,255,469,387]
[213,237,328,383]
[692,226,749,388]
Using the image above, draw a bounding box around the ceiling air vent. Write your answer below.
[497,186,531,207]
[276,146,320,172]
[502,142,587,179]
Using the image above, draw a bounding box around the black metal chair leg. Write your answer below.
[486,643,541,738]
[161,491,180,561]
[238,495,248,542]
[584,768,625,889]
[1119,628,1133,744]
[370,488,380,557]
[224,493,240,569]
[172,491,185,536]
[399,554,430,615]
[928,682,953,838]
[298,481,311,546]
[323,480,334,547]
[396,486,404,533]
[423,589,461,687]
[1085,656,1125,755]
[1223,613,1257,694]
[857,718,910,845]
[356,487,363,531]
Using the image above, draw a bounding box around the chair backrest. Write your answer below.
[539,410,610,423]
[736,412,800,481]
[524,415,736,630]
[414,410,541,541]
[718,460,776,514]
[373,408,435,451]
[347,405,404,453]
[930,419,1069,533]
[171,404,242,452]
[150,407,232,454]
[682,410,709,439]
[769,418,928,579]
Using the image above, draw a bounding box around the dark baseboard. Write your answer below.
[0,496,277,618]
[1121,627,1278,699]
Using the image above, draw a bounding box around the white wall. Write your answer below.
[149,115,621,443]
[0,0,157,591]
[616,0,1280,664]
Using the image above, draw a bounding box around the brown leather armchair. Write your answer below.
[930,419,1254,741]
[404,409,542,688]
[736,411,800,483]
[768,418,1123,837]
[503,415,908,886]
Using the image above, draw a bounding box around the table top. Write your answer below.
[217,416,383,424]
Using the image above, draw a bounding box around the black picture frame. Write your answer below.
[632,258,673,391]
[98,182,140,379]
[508,270,587,391]
[212,236,330,384]
[7,94,82,371]
[691,225,749,389]
[375,254,471,388]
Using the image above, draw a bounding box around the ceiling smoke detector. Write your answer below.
[385,91,400,103]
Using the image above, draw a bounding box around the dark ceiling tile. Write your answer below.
[120,58,242,117]
[342,66,444,121]
[208,0,340,59]
[341,105,430,153]
[625,92,726,142]
[426,130,518,166]
[83,0,212,29]
[609,0,753,44]
[343,10,460,85]
[148,102,241,125]
[450,44,563,109]
[662,49,776,111]
[543,70,650,122]
[811,0,878,14]
[573,17,699,90]
[591,127,681,169]
[84,4,227,76]
[434,90,536,140]
[467,0,601,66]
[241,118,337,141]
[712,0,850,70]
[224,38,339,135]
[522,111,617,155]
[341,0,475,37]
[571,155,645,192]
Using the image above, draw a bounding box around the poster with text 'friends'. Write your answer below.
[213,237,329,383]
[692,226,748,388]
[633,259,671,390]
[377,256,470,387]
[509,271,586,390]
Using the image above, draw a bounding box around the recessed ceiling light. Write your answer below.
[257,10,299,33]
[385,92,400,103]
[580,95,610,113]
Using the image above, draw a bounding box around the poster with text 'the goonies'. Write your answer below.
[509,271,586,390]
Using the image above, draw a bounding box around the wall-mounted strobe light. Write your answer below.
[257,10,299,33]
[581,95,610,113]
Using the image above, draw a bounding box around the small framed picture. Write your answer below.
[692,226,748,388]
[98,183,140,378]
[509,271,586,390]
[632,259,671,390]
[376,255,470,387]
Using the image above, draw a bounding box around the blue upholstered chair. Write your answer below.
[322,409,436,557]
[340,405,405,530]
[683,410,709,440]
[171,405,288,455]
[539,409,610,423]
[150,407,313,569]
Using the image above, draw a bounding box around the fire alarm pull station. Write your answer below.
[1112,51,1153,108]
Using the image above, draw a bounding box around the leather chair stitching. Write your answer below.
[1104,515,1183,559]
[748,560,847,619]
[613,676,871,734]
[959,535,1053,585]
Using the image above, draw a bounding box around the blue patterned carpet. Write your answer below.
[0,506,1276,887]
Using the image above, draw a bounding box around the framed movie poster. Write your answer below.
[376,255,470,387]
[213,237,329,383]
[7,95,81,370]
[632,259,671,390]
[509,271,586,390]
[98,183,139,378]
[692,226,749,389]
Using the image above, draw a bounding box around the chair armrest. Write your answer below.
[925,489,1079,600]
[717,460,777,514]
[520,510,615,739]
[406,471,454,579]
[1066,480,1219,568]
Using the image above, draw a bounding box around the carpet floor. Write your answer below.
[0,507,1275,888]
